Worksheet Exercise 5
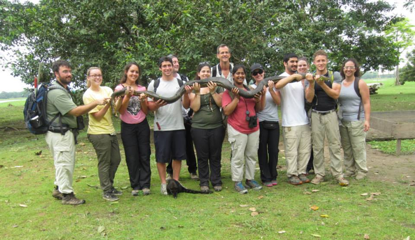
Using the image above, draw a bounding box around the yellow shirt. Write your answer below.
[83,86,115,134]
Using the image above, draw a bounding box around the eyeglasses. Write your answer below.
[344,66,355,70]
[89,75,102,78]
[252,70,263,76]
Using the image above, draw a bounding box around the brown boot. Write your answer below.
[52,186,63,200]
[61,193,86,205]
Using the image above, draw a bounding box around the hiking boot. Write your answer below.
[263,181,273,187]
[111,188,123,196]
[338,177,349,186]
[142,188,151,195]
[234,182,248,194]
[355,172,367,180]
[61,193,86,205]
[213,185,222,192]
[288,176,303,185]
[298,174,310,183]
[344,171,355,178]
[200,186,210,193]
[131,189,139,196]
[103,192,119,202]
[245,180,263,190]
[271,180,278,186]
[160,183,167,195]
[190,172,199,181]
[311,175,324,185]
[52,186,63,200]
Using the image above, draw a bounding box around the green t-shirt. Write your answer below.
[191,87,223,129]
[46,83,77,128]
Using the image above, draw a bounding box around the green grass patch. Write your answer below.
[368,139,415,155]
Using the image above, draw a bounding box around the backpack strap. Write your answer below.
[153,78,160,93]
[354,77,362,120]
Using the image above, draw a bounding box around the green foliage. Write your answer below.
[0,0,401,94]
[0,91,29,99]
[361,71,395,79]
[400,49,415,85]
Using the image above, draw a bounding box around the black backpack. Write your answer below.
[23,83,63,135]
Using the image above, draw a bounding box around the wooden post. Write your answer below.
[396,139,401,155]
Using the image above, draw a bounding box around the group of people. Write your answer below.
[45,45,371,205]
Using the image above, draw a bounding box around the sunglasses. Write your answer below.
[199,61,210,66]
[252,69,263,76]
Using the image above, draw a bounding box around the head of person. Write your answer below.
[158,56,173,77]
[297,57,309,74]
[120,62,140,85]
[312,50,328,72]
[283,53,298,74]
[167,54,180,73]
[250,63,265,82]
[216,44,231,64]
[86,67,102,88]
[196,62,211,80]
[340,58,361,79]
[232,64,246,85]
[52,60,72,85]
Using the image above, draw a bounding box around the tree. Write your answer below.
[385,18,415,85]
[400,49,415,85]
[0,0,401,94]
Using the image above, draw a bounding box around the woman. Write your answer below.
[114,62,151,196]
[222,64,265,194]
[188,62,225,192]
[338,58,370,180]
[83,67,122,201]
[250,63,280,187]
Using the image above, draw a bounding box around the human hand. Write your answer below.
[193,82,200,93]
[208,81,217,93]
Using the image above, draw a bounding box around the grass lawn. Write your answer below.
[0,88,414,239]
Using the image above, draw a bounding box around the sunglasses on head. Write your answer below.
[252,69,263,76]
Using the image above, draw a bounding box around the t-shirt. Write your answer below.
[305,71,342,111]
[222,89,259,134]
[46,82,77,128]
[250,83,279,122]
[147,78,185,131]
[191,88,224,129]
[278,72,309,127]
[114,84,147,124]
[83,86,115,134]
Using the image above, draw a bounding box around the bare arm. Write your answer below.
[91,102,111,121]
[223,88,240,116]
[182,85,192,109]
[190,83,201,112]
[359,80,371,131]
[305,73,315,103]
[275,73,303,89]
[268,80,281,106]
[68,98,108,117]
[317,80,341,100]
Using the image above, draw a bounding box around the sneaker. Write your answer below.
[288,176,303,185]
[160,183,167,195]
[200,186,210,193]
[344,172,355,178]
[355,172,366,180]
[166,173,172,181]
[271,180,278,186]
[311,175,324,185]
[52,186,63,200]
[234,182,248,194]
[245,180,263,190]
[111,188,123,196]
[298,174,310,183]
[190,172,199,181]
[131,189,139,196]
[142,188,150,195]
[338,177,349,186]
[61,193,86,205]
[263,181,273,187]
[213,185,222,192]
[103,192,119,202]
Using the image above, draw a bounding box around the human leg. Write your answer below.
[121,122,140,190]
[191,128,210,186]
[340,121,355,177]
[136,119,151,189]
[311,112,326,178]
[258,122,272,183]
[209,126,225,187]
[227,124,248,182]
[244,129,260,181]
[88,134,114,193]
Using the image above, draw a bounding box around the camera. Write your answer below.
[247,115,258,128]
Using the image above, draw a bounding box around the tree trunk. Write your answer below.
[395,65,401,86]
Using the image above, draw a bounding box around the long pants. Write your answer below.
[88,134,121,193]
[311,111,343,178]
[227,124,260,182]
[282,124,311,177]
[121,120,151,190]
[167,121,197,175]
[339,120,368,176]
[45,130,76,194]
[258,121,280,183]
[191,126,225,187]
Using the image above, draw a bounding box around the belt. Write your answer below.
[48,126,71,134]
[312,109,336,115]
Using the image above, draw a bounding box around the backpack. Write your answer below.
[23,83,63,135]
[152,77,184,93]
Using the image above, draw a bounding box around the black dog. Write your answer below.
[166,179,212,198]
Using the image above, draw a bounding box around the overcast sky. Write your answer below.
[1,0,414,92]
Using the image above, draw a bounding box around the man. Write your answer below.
[305,50,349,186]
[166,54,198,180]
[211,44,247,85]
[47,60,108,205]
[147,56,190,195]
[275,53,312,185]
